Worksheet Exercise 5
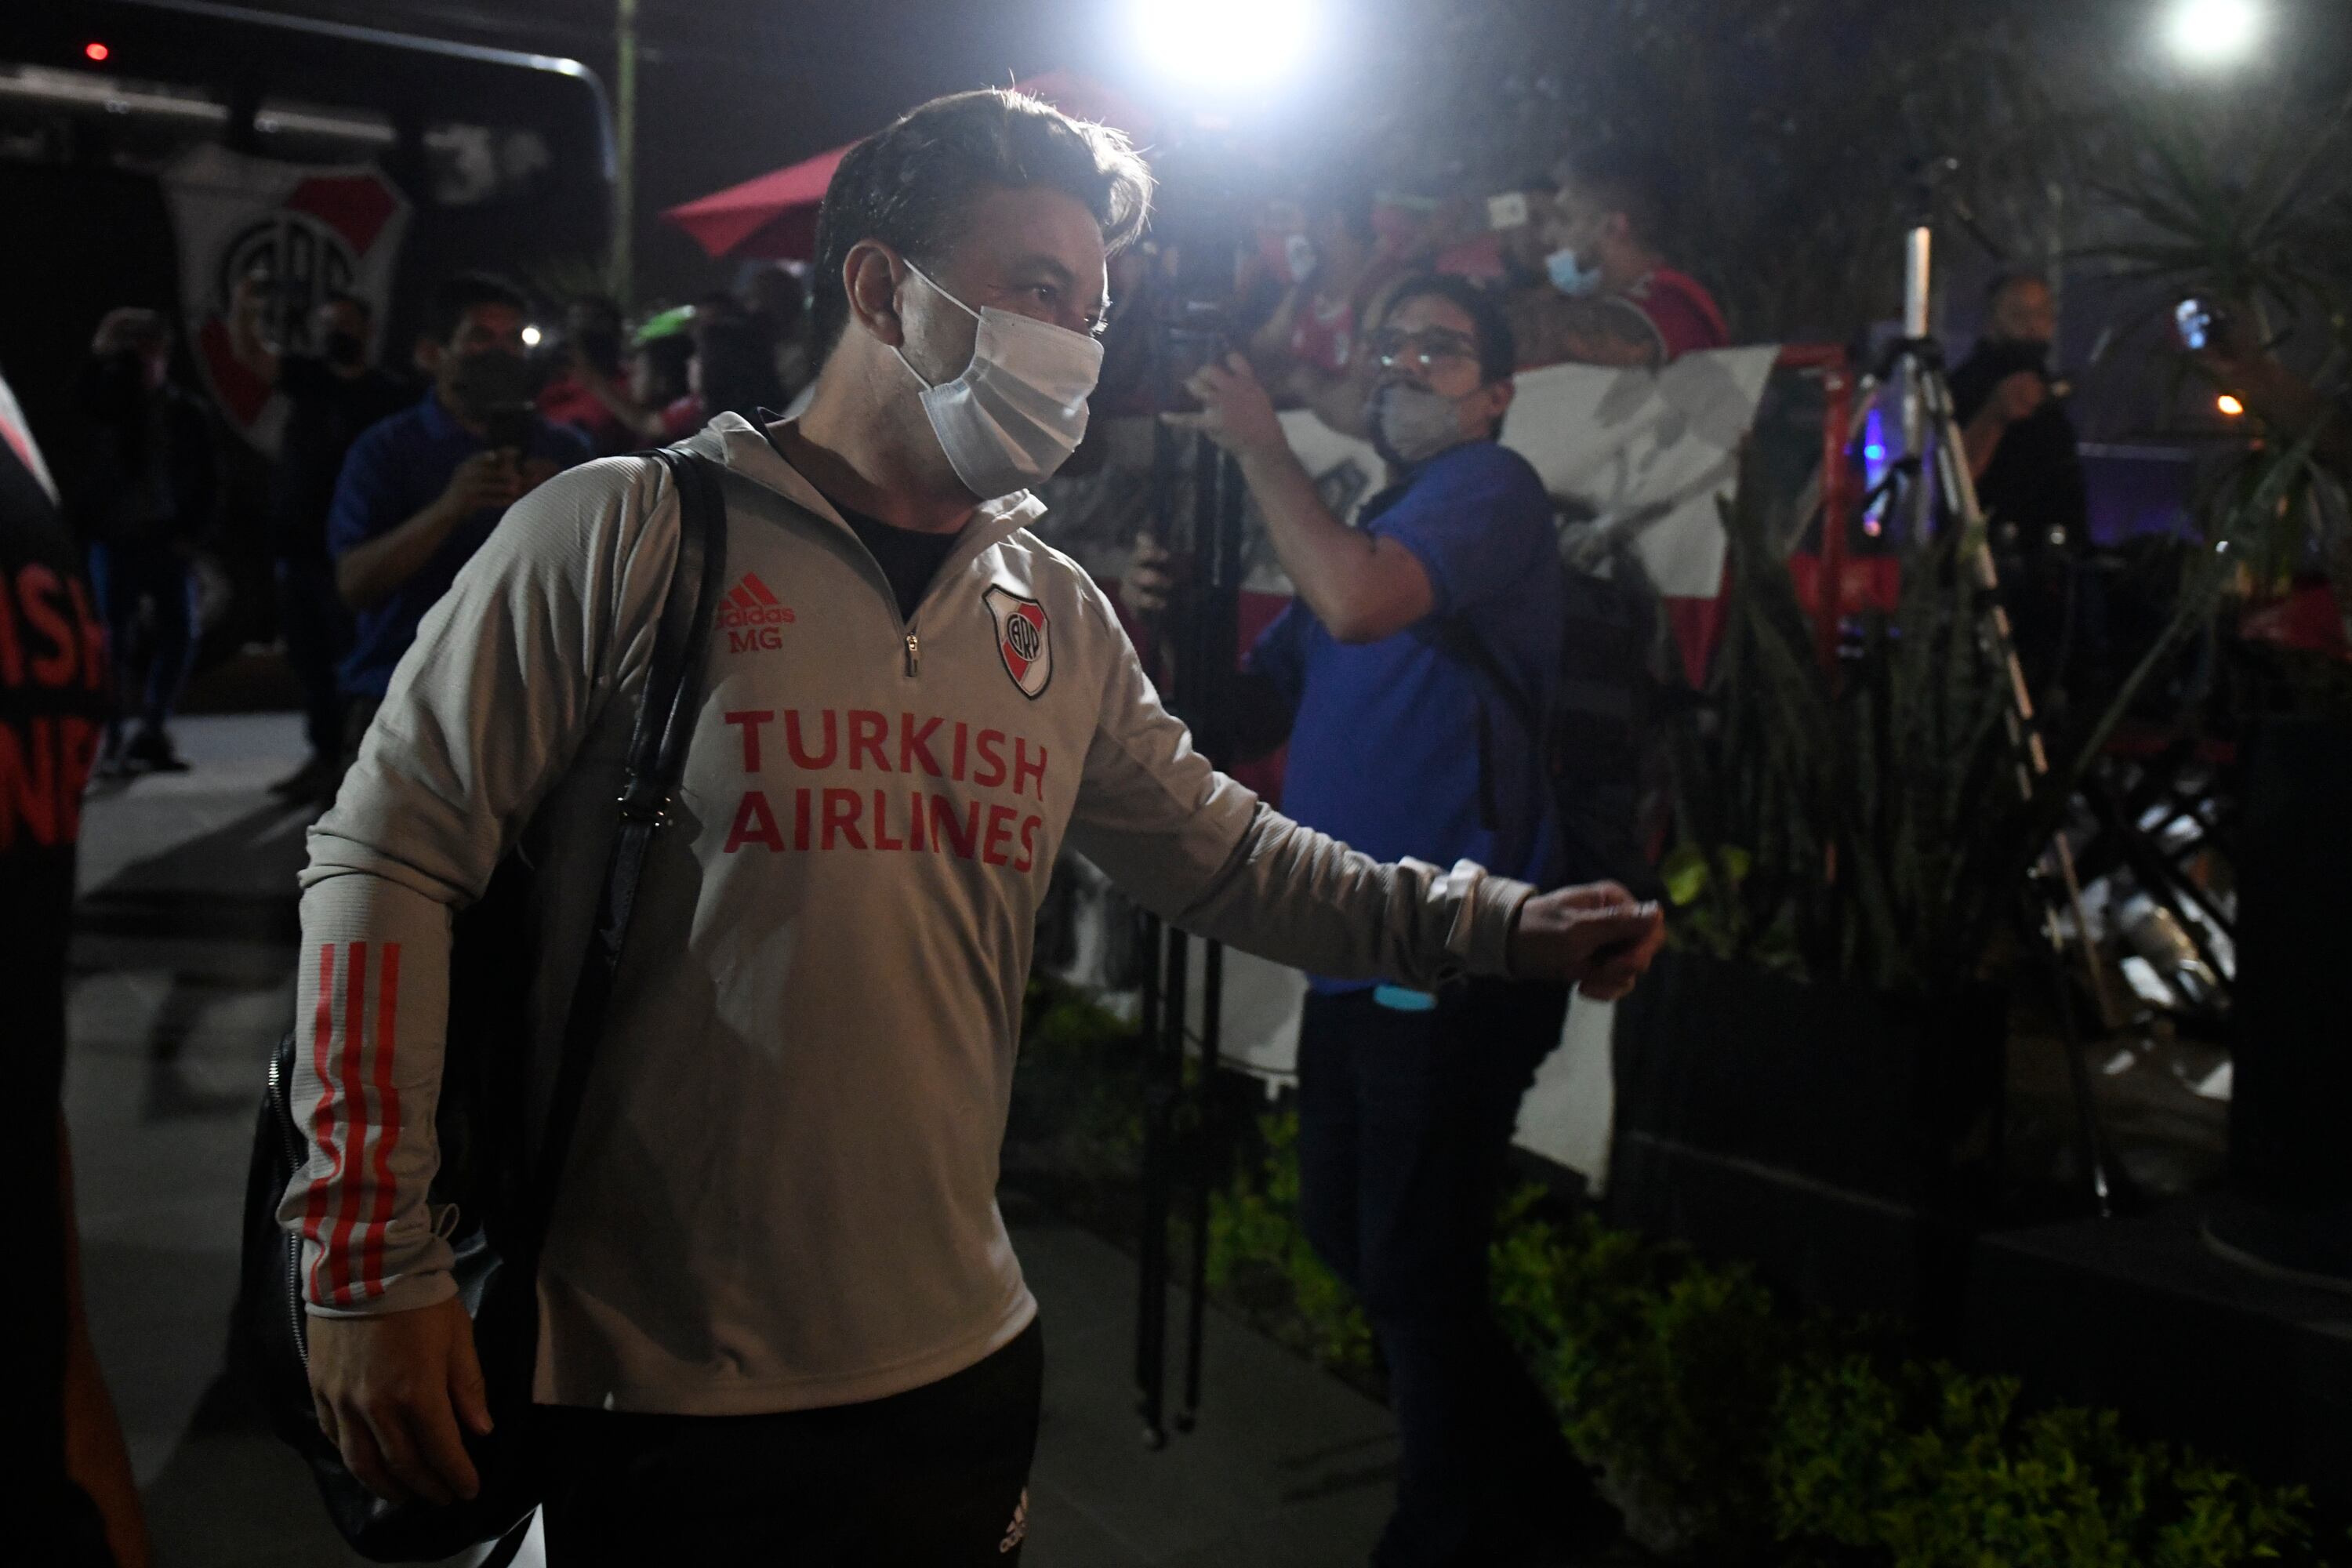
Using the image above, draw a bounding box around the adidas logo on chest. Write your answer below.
[720,572,795,652]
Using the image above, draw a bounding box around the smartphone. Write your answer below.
[1486,191,1531,231]
[482,405,534,455]
[2174,298,2216,353]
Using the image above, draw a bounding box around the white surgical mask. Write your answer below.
[893,261,1102,500]
[1545,245,1606,298]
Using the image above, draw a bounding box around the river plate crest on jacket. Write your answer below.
[983,583,1051,699]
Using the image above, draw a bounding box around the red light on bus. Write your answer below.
[85,41,112,62]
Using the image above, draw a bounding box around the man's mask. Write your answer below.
[892,260,1102,502]
[1368,382,1472,467]
[447,348,532,417]
[1545,246,1606,298]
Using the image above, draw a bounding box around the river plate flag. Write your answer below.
[163,143,411,454]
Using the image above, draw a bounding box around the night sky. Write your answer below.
[220,0,1286,302]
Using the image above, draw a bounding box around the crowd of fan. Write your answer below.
[65,261,820,796]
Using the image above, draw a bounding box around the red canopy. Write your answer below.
[663,71,1156,263]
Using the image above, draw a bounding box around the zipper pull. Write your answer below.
[904,630,920,677]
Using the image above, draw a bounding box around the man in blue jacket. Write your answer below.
[325,273,591,757]
[1141,274,1618,1566]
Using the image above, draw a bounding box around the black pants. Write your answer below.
[536,1317,1043,1565]
[1298,982,1581,1567]
[274,554,350,760]
[86,541,197,738]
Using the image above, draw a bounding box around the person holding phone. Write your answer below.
[1132,274,1638,1566]
[1950,271,2089,706]
[229,275,418,801]
[324,272,591,760]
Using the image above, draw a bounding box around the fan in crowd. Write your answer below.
[324,271,593,763]
[228,275,419,801]
[1507,143,1727,368]
[69,307,218,776]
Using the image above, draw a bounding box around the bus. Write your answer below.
[1,0,613,655]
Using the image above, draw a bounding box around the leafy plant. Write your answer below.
[1203,1108,2335,1566]
[1658,413,2296,998]
[1204,1112,1373,1374]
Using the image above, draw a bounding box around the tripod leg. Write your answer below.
[1177,939,1224,1432]
[2033,894,2125,1218]
[1922,380,2123,1032]
[1136,924,1186,1447]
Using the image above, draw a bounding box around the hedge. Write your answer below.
[1012,980,2337,1565]
[1206,1111,2337,1567]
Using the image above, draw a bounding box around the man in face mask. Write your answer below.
[285,91,1663,1563]
[321,271,589,764]
[1508,143,1726,370]
[230,279,418,800]
[1138,278,1628,1565]
[1949,270,2090,704]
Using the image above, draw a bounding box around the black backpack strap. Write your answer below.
[522,448,729,1243]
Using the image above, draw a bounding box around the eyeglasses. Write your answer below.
[1372,329,1479,374]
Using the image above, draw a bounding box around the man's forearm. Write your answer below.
[1172,806,1530,989]
[339,500,463,611]
[1965,407,2008,479]
[1238,444,1414,641]
[583,371,669,441]
[1514,292,1661,370]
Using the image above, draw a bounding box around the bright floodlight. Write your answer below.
[2164,0,2263,67]
[1133,0,1318,90]
[521,325,543,347]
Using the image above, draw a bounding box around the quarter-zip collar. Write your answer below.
[690,412,1044,607]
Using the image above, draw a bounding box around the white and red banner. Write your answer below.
[1031,347,1784,682]
[1032,347,1788,1157]
[162,144,411,453]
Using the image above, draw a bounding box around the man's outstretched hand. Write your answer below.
[1507,882,1667,1000]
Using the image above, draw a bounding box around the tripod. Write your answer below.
[1850,174,2132,1218]
[1133,297,1250,1449]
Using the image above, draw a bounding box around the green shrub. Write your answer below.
[1205,1112,1374,1375]
[1206,1110,2332,1568]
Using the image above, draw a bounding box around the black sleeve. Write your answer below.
[1947,353,1995,425]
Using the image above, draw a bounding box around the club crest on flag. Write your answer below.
[983,584,1051,699]
[163,144,411,455]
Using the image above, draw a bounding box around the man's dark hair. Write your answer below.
[635,331,695,405]
[1985,269,2050,303]
[810,89,1153,360]
[1378,274,1517,387]
[696,318,786,423]
[426,272,528,344]
[321,289,372,324]
[1559,143,1675,249]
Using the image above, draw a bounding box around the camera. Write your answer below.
[2174,297,2229,354]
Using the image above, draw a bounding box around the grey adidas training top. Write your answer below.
[281,413,1534,1414]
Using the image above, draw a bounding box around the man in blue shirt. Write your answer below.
[1145,274,1642,1566]
[326,273,593,754]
